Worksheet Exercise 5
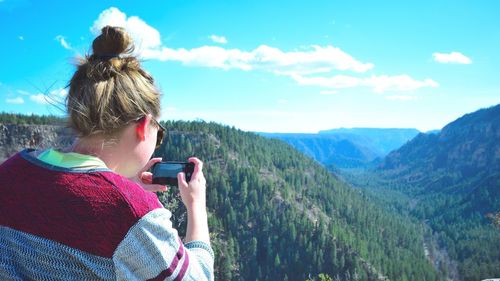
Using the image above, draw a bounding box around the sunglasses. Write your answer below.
[135,116,166,148]
[151,117,166,148]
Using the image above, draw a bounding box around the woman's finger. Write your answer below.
[188,157,203,179]
[143,184,168,192]
[178,172,189,188]
[140,172,153,184]
[139,157,162,174]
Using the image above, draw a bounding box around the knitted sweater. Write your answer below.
[0,149,214,281]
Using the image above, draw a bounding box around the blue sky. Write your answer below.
[1,0,499,132]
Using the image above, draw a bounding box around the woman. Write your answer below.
[0,26,214,280]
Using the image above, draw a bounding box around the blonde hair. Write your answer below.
[66,26,161,137]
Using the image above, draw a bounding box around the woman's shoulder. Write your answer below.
[96,171,164,217]
[0,148,164,223]
[0,149,165,258]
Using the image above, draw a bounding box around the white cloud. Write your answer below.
[50,88,68,98]
[291,73,438,93]
[277,99,288,104]
[30,94,50,104]
[17,90,31,96]
[385,95,417,101]
[17,88,67,105]
[18,36,24,41]
[2,85,64,108]
[363,75,439,93]
[91,7,161,56]
[433,52,472,64]
[144,45,253,70]
[144,44,374,74]
[89,7,438,96]
[55,35,72,50]
[91,8,373,75]
[209,35,228,44]
[6,97,24,104]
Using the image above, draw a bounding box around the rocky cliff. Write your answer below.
[0,124,74,162]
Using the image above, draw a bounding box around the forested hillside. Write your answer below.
[155,121,441,281]
[352,104,500,281]
[0,112,65,125]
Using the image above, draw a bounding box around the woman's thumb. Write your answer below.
[178,172,188,188]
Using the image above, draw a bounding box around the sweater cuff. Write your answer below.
[184,240,215,259]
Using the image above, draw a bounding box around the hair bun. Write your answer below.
[92,26,133,59]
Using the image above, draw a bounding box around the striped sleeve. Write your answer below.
[112,208,214,281]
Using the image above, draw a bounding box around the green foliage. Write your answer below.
[306,273,333,281]
[153,120,441,281]
[486,212,500,228]
[0,112,65,125]
[359,104,500,281]
[345,168,500,281]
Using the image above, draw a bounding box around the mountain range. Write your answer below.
[260,128,420,169]
[350,104,500,281]
[259,104,499,281]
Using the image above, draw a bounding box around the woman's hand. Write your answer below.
[131,157,168,192]
[180,157,210,245]
[178,157,207,210]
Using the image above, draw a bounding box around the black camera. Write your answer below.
[152,161,195,187]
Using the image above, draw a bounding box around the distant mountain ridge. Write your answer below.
[260,128,420,169]
[319,128,421,155]
[379,104,500,192]
[372,104,500,281]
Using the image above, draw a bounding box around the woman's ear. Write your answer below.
[135,115,151,141]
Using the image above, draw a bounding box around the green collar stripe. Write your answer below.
[37,149,108,170]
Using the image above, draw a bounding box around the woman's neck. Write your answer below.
[67,136,122,172]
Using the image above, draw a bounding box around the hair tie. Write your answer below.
[95,54,121,60]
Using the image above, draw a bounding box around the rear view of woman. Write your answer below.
[0,26,214,280]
